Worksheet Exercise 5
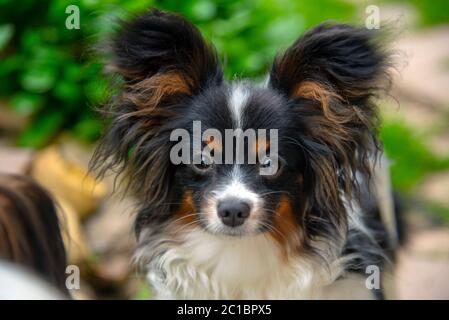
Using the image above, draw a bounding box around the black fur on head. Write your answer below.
[92,8,392,259]
[91,8,223,212]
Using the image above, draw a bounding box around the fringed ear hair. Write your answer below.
[91,9,223,206]
[269,23,391,217]
[111,8,223,104]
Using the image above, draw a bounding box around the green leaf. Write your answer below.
[0,24,14,51]
[380,120,446,192]
[73,117,102,142]
[10,93,43,115]
[190,0,217,21]
[17,111,64,149]
[20,68,57,93]
[54,81,81,100]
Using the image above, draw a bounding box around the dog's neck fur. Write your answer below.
[134,198,376,299]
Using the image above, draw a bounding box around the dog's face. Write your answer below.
[170,83,303,237]
[93,9,389,251]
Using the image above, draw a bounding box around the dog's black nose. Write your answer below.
[217,198,251,227]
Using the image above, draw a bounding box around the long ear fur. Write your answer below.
[112,8,223,95]
[270,23,392,218]
[91,9,222,205]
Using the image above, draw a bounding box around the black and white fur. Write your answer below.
[92,8,398,299]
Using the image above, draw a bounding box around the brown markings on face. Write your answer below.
[253,136,270,158]
[174,191,197,227]
[296,173,304,186]
[204,135,222,154]
[269,195,303,259]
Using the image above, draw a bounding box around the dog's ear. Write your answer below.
[269,23,391,213]
[269,23,389,108]
[111,8,223,107]
[92,9,222,205]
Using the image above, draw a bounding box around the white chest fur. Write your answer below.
[137,227,373,299]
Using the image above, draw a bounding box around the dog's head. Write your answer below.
[93,9,390,254]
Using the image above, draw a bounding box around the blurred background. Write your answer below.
[0,0,448,299]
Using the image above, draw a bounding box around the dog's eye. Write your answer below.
[260,157,273,168]
[259,156,283,178]
[191,153,214,174]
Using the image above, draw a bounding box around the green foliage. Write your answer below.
[380,120,449,192]
[408,0,449,26]
[0,0,108,147]
[133,281,152,300]
[0,0,355,148]
[157,0,355,78]
[413,0,449,26]
[383,0,449,26]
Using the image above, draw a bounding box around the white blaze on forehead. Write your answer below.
[228,84,250,128]
[215,167,259,206]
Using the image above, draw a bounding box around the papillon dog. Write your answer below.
[92,8,400,299]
